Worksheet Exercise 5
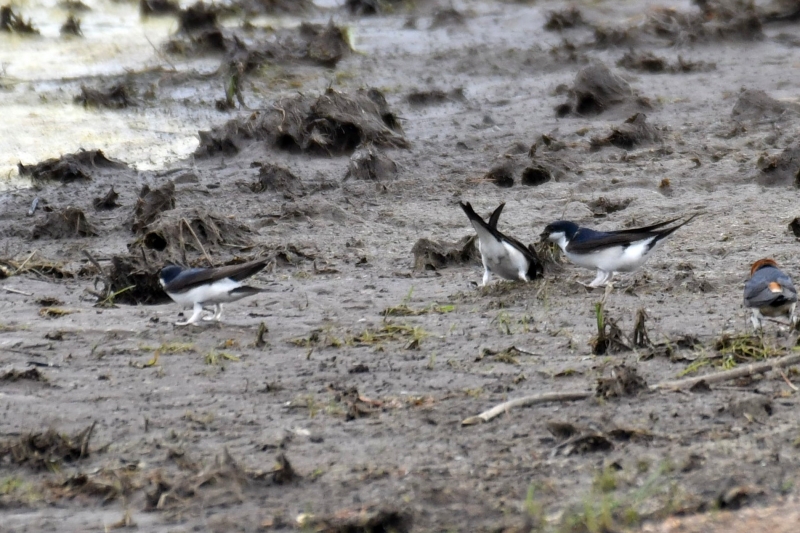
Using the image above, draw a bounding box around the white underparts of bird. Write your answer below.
[743,258,798,330]
[540,214,698,288]
[459,201,543,286]
[159,259,268,326]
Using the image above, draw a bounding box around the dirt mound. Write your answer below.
[756,143,800,187]
[0,5,38,34]
[406,87,465,106]
[196,87,408,157]
[596,364,648,398]
[60,15,81,36]
[591,113,662,150]
[239,0,313,15]
[344,145,398,181]
[140,0,179,17]
[732,89,800,122]
[32,207,97,239]
[248,163,304,195]
[167,20,350,68]
[75,83,136,108]
[93,186,120,210]
[591,1,763,49]
[544,7,584,31]
[412,236,478,271]
[18,149,127,185]
[106,253,167,304]
[130,181,176,234]
[345,0,401,16]
[484,143,573,188]
[177,1,217,32]
[617,52,716,73]
[133,208,255,264]
[555,62,648,117]
[0,424,94,471]
[306,506,413,533]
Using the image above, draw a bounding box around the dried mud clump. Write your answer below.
[75,83,136,108]
[239,0,313,15]
[139,0,179,17]
[544,7,583,31]
[0,5,38,34]
[485,163,515,188]
[406,87,465,106]
[0,423,94,471]
[346,0,399,16]
[197,87,408,157]
[430,8,466,29]
[555,63,645,117]
[60,15,82,36]
[93,186,120,210]
[591,113,661,151]
[107,254,166,304]
[249,163,303,195]
[170,21,351,66]
[133,208,254,263]
[344,145,398,181]
[756,143,800,187]
[732,89,800,122]
[130,181,176,234]
[596,364,647,398]
[617,51,715,73]
[178,1,217,32]
[306,506,413,533]
[18,149,127,185]
[32,207,97,239]
[412,236,478,271]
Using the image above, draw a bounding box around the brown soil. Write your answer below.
[3,0,800,532]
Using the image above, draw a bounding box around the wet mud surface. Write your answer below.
[4,0,800,531]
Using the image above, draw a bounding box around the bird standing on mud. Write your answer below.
[743,258,797,331]
[159,259,268,326]
[459,201,543,286]
[540,214,697,288]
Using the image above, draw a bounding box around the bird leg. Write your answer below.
[750,310,763,332]
[202,304,220,321]
[481,267,491,287]
[580,270,613,289]
[176,303,204,326]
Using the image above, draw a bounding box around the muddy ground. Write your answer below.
[3,0,800,531]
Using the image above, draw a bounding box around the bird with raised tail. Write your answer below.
[459,201,543,286]
[159,259,268,326]
[540,214,697,288]
[744,258,797,331]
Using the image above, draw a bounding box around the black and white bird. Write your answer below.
[459,201,543,286]
[540,215,697,288]
[159,259,268,326]
[743,258,797,330]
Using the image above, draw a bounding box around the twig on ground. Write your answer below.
[461,391,592,426]
[651,353,800,391]
[3,286,33,296]
[462,352,800,425]
[182,217,214,267]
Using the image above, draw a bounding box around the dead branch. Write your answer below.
[462,352,800,425]
[651,353,800,391]
[182,217,215,267]
[461,391,592,426]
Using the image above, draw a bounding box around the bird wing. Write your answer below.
[487,203,505,229]
[565,230,647,254]
[609,214,697,235]
[744,268,798,308]
[164,259,268,293]
[567,214,697,254]
[459,202,541,268]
